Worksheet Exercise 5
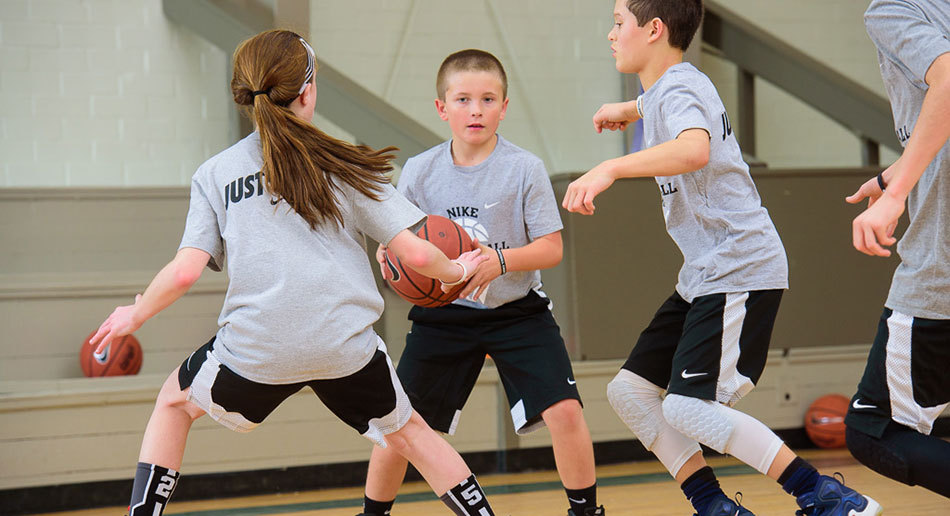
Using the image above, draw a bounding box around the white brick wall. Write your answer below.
[0,0,231,187]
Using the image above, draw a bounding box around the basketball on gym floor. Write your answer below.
[385,215,474,307]
[804,393,849,448]
[80,330,143,377]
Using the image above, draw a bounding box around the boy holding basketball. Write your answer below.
[363,49,605,516]
[563,1,880,515]
[844,0,950,498]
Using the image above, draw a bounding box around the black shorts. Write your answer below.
[177,337,412,446]
[845,308,950,438]
[622,290,783,405]
[398,291,581,435]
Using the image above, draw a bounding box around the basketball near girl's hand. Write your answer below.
[384,215,474,307]
[80,330,143,377]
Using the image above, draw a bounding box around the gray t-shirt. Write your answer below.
[865,0,950,319]
[640,62,788,302]
[397,135,563,308]
[180,132,425,383]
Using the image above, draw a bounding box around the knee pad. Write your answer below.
[608,371,700,476]
[607,370,665,448]
[846,425,913,486]
[663,394,783,474]
[662,394,734,452]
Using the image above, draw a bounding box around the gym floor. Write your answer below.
[33,448,949,515]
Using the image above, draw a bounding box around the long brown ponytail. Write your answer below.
[230,30,396,229]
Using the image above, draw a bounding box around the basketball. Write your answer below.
[79,330,143,377]
[384,215,475,307]
[804,394,849,449]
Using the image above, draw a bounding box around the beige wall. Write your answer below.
[706,0,900,167]
[308,0,624,176]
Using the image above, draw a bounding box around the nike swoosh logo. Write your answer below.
[384,255,400,281]
[852,399,877,410]
[567,378,577,385]
[484,201,500,209]
[681,370,707,379]
[93,343,111,364]
[567,497,586,504]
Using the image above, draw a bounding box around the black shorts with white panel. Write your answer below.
[397,290,581,436]
[845,308,950,438]
[621,289,783,405]
[177,336,412,446]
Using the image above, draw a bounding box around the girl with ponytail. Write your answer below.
[90,30,496,516]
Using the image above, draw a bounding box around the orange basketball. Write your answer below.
[804,394,849,448]
[79,330,143,377]
[384,215,474,307]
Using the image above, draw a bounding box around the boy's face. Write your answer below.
[608,0,652,73]
[435,70,508,148]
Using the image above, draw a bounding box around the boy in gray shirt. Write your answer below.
[844,0,950,498]
[564,1,880,515]
[362,49,605,516]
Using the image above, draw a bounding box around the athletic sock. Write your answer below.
[439,474,494,516]
[128,462,180,516]
[362,495,394,515]
[565,483,597,515]
[681,466,724,516]
[778,456,820,498]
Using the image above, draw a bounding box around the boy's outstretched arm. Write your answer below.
[459,231,562,300]
[563,128,710,215]
[846,52,950,257]
[89,247,211,353]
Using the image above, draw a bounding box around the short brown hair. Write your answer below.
[625,0,704,51]
[436,49,508,100]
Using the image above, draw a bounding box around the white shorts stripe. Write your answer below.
[885,311,948,435]
[717,292,753,406]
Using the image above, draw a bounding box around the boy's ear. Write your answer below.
[435,98,449,121]
[498,97,509,121]
[648,17,665,43]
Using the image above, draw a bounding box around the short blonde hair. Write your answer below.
[436,49,508,100]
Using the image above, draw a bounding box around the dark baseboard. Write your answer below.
[3,420,948,515]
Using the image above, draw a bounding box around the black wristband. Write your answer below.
[496,248,507,275]
[877,172,887,191]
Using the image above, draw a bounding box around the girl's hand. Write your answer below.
[459,242,501,301]
[88,294,143,354]
[441,244,489,293]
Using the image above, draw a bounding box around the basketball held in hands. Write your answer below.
[384,215,474,307]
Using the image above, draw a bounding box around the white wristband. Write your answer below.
[635,95,644,118]
[440,261,468,286]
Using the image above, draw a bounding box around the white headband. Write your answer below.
[297,37,315,95]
